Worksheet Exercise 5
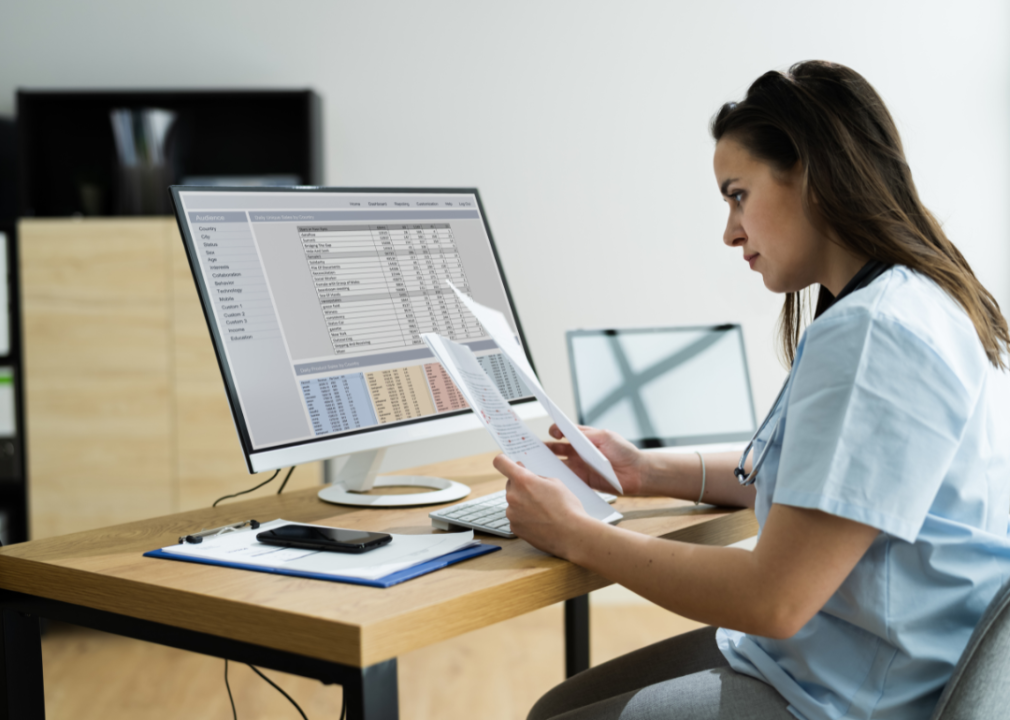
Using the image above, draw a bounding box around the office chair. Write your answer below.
[928,576,1010,719]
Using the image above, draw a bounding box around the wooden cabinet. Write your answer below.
[20,218,321,539]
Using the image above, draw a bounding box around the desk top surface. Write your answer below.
[0,452,756,667]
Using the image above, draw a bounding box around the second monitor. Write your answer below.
[567,325,757,450]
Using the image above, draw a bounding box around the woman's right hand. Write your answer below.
[545,424,648,496]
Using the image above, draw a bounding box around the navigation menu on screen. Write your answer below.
[194,213,281,346]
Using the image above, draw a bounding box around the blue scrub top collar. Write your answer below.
[814,260,893,318]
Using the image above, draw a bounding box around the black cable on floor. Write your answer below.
[248,664,309,720]
[216,467,301,719]
[225,659,238,720]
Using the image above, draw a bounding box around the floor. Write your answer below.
[40,600,703,720]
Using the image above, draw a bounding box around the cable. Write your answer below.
[215,467,301,719]
[211,465,296,507]
[212,469,280,507]
[224,659,238,720]
[340,696,346,720]
[215,466,300,718]
[276,466,296,494]
[248,665,309,720]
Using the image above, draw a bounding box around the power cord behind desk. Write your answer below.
[213,466,345,720]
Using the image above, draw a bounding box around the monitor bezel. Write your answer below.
[565,324,757,449]
[170,186,539,473]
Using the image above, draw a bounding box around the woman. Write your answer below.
[495,61,1010,720]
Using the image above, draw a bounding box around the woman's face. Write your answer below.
[713,137,830,294]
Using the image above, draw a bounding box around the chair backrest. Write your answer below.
[929,577,1010,720]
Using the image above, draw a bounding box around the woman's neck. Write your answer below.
[820,241,869,296]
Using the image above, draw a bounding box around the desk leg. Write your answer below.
[0,609,45,720]
[565,595,590,677]
[344,658,398,720]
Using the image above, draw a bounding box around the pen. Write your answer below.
[179,519,260,545]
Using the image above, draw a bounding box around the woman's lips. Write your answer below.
[745,253,759,269]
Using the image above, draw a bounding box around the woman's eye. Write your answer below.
[731,191,744,205]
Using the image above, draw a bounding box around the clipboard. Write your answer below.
[143,542,500,589]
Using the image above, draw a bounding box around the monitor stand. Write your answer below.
[318,447,471,507]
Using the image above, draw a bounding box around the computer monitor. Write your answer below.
[170,187,538,506]
[566,325,757,450]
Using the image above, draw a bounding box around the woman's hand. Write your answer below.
[545,424,648,495]
[493,454,594,559]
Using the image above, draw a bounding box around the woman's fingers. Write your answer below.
[580,426,611,447]
[494,453,538,484]
[544,442,591,471]
[549,423,616,454]
[545,440,576,456]
[493,452,518,477]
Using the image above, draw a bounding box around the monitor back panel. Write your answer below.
[566,325,756,448]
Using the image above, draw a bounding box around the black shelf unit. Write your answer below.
[0,221,26,545]
[17,89,323,217]
[6,91,322,543]
[0,115,25,545]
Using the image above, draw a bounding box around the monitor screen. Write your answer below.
[566,325,756,448]
[171,187,536,472]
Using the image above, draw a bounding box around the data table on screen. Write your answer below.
[299,223,484,355]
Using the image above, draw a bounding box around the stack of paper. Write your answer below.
[447,283,623,494]
[422,285,623,526]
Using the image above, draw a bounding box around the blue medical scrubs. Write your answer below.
[717,266,1010,719]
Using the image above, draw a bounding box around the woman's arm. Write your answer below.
[545,425,756,508]
[638,450,757,508]
[496,454,879,639]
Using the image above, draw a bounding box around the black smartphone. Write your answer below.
[256,525,392,554]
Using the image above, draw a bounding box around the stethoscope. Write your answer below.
[731,261,893,487]
[733,375,790,486]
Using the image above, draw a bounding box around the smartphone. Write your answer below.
[256,524,392,554]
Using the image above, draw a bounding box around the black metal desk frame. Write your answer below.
[1,589,591,720]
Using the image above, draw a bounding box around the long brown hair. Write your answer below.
[711,60,1009,369]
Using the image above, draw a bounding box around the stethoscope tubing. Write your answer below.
[735,376,791,486]
[733,261,890,486]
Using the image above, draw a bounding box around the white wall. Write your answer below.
[2,0,1008,469]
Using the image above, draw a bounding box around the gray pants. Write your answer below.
[528,627,794,720]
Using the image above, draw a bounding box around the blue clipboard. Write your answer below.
[144,542,500,588]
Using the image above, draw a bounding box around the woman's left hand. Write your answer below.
[492,453,592,558]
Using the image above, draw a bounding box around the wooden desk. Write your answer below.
[0,452,757,720]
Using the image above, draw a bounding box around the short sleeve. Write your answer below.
[774,310,975,543]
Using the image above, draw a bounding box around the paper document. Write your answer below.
[159,520,478,581]
[447,282,622,494]
[422,333,621,525]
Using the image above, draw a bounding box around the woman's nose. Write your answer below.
[723,215,746,247]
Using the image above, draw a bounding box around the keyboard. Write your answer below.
[429,489,617,538]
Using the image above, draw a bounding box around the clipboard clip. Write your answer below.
[179,519,260,545]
